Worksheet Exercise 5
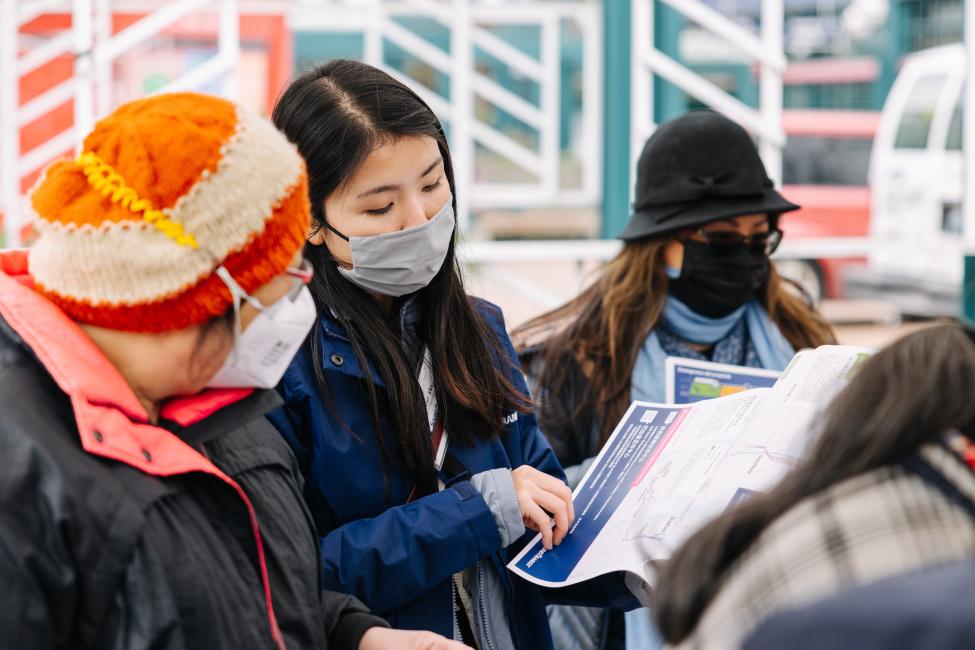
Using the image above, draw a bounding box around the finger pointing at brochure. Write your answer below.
[513,465,575,549]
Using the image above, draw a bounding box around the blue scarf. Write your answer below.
[660,295,746,344]
[630,294,795,404]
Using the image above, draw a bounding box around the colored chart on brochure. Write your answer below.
[665,357,782,404]
[509,345,874,590]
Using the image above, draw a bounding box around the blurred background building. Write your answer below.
[1,0,971,333]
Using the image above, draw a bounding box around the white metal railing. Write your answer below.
[459,237,875,310]
[630,0,786,184]
[291,0,603,229]
[461,237,874,265]
[0,0,239,247]
[2,0,77,247]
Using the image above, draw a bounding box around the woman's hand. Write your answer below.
[511,465,575,550]
[359,627,469,649]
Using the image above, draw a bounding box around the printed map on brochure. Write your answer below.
[509,345,874,589]
[665,357,781,404]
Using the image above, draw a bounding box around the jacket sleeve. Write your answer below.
[0,532,68,649]
[0,448,75,648]
[271,346,508,614]
[321,590,389,649]
[320,480,502,613]
[538,572,640,610]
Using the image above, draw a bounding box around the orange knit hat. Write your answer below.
[28,92,310,332]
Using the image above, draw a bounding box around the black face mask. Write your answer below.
[669,240,769,318]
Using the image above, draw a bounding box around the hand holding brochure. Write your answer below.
[509,345,873,589]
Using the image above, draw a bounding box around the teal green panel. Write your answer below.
[964,256,975,324]
[294,32,364,71]
[601,0,632,239]
[391,16,450,50]
[653,0,684,123]
[473,46,541,105]
[383,41,451,97]
[877,0,907,107]
[685,63,758,110]
[490,25,542,58]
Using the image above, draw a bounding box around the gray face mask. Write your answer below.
[331,198,455,296]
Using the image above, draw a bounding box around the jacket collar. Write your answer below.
[0,249,253,476]
[318,294,427,384]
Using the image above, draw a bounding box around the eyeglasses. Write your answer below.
[282,258,314,300]
[688,227,783,256]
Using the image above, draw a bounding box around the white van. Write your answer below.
[847,43,965,316]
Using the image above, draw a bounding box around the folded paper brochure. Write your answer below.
[509,345,874,589]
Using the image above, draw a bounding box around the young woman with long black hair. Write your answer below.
[268,59,640,650]
[653,323,975,648]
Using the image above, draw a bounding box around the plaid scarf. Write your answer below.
[672,443,975,649]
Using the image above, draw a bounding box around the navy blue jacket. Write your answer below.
[744,559,975,650]
[269,299,637,649]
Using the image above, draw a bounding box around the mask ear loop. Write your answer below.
[215,266,265,364]
[323,221,350,242]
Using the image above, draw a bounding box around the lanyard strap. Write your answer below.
[406,348,449,504]
[418,347,448,471]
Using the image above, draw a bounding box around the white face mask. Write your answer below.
[206,266,316,389]
[333,197,455,297]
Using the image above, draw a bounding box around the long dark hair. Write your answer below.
[654,322,975,643]
[513,228,836,462]
[272,60,530,499]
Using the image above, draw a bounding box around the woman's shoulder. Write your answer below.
[743,557,975,650]
[468,296,505,328]
[467,297,571,359]
[692,454,975,647]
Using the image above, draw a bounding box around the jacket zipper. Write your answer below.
[451,578,461,642]
[476,562,498,650]
[320,323,351,343]
[497,551,522,650]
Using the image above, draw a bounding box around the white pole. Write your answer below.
[97,0,209,63]
[364,0,383,67]
[94,0,112,118]
[450,0,474,231]
[581,4,603,205]
[540,12,560,197]
[759,0,784,185]
[964,0,975,247]
[74,0,95,141]
[1,0,21,247]
[219,0,240,100]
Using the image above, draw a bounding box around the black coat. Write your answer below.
[0,306,386,648]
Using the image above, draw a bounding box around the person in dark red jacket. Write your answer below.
[0,92,464,650]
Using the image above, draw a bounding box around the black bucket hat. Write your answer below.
[620,110,799,241]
